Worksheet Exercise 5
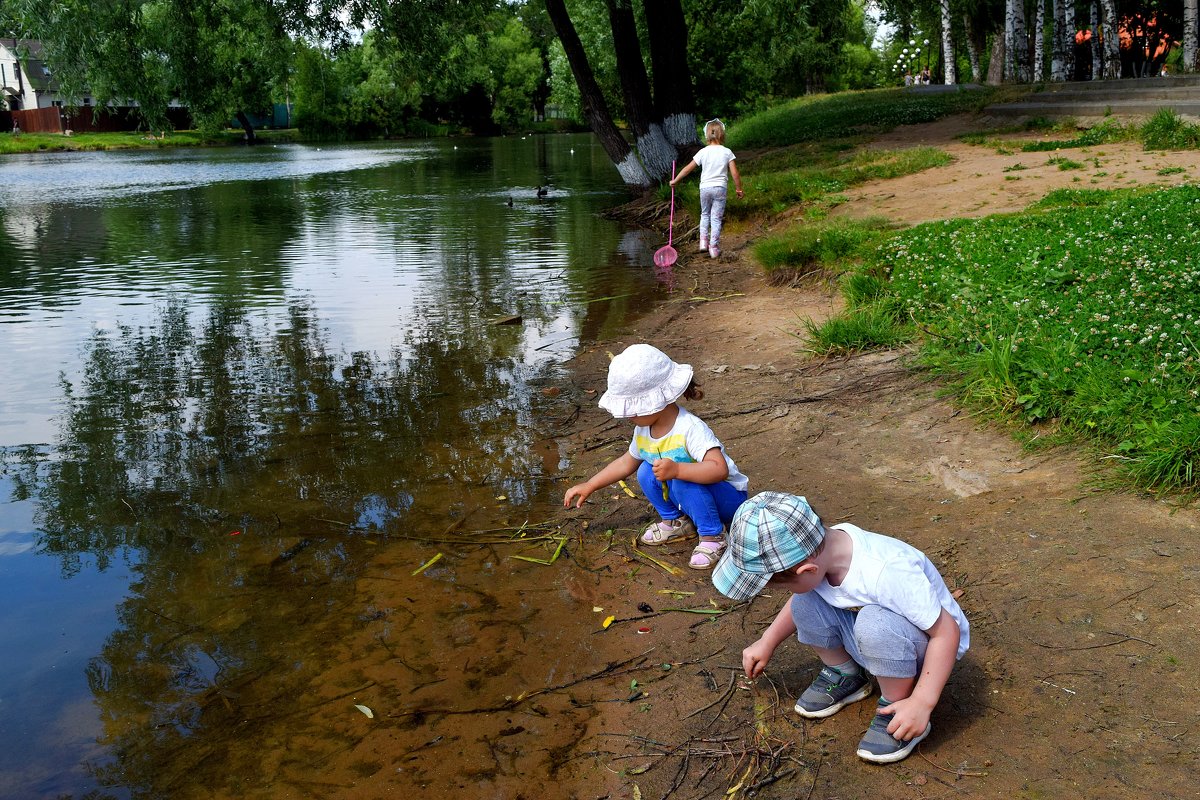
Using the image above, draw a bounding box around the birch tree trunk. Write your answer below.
[1014,0,1030,81]
[988,27,1006,84]
[1092,2,1103,78]
[605,0,675,181]
[963,14,983,82]
[1052,0,1066,80]
[1035,0,1046,81]
[1099,0,1121,78]
[941,0,956,83]
[1064,0,1076,80]
[1005,0,1018,81]
[1186,0,1199,72]
[545,0,651,187]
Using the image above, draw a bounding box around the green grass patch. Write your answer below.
[729,86,998,150]
[753,217,894,284]
[862,185,1200,496]
[731,146,952,217]
[803,301,915,354]
[1140,108,1200,150]
[1046,155,1085,170]
[1019,119,1131,151]
[0,128,301,155]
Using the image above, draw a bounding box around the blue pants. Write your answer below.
[699,187,728,246]
[788,592,928,679]
[636,459,747,538]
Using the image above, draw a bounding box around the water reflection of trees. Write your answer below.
[8,298,556,797]
[0,178,302,307]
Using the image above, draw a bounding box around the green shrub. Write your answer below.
[1140,108,1200,150]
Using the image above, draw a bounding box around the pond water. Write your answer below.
[0,135,661,798]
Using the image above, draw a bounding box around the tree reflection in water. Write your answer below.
[10,298,554,797]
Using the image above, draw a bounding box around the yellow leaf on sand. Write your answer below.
[593,606,604,613]
[354,704,374,719]
[602,615,615,629]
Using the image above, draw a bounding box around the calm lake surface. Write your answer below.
[0,135,660,798]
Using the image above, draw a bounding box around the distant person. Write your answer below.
[904,71,914,87]
[920,68,932,85]
[11,120,19,136]
[563,344,749,570]
[669,118,744,259]
[714,491,969,764]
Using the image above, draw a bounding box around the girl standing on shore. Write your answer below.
[670,118,744,259]
[563,344,749,570]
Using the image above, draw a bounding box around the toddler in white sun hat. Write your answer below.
[564,344,749,569]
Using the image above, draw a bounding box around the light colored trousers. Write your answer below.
[699,187,728,246]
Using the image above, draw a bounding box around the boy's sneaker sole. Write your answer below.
[857,722,931,764]
[793,679,872,718]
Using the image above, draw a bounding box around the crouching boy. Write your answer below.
[713,492,969,764]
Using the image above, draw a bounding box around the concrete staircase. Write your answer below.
[983,75,1200,119]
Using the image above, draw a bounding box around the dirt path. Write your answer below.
[542,117,1200,799]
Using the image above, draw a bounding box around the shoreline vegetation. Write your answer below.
[0,118,588,155]
[653,86,1200,499]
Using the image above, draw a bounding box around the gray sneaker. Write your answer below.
[856,698,931,764]
[793,666,873,719]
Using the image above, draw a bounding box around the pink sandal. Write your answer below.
[689,540,726,570]
[641,517,694,546]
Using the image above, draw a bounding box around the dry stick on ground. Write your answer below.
[1029,631,1157,651]
[684,671,737,720]
[385,650,654,718]
[917,747,989,778]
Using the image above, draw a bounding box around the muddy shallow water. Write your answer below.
[0,134,663,799]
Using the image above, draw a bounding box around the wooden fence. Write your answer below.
[13,106,63,133]
[10,105,193,134]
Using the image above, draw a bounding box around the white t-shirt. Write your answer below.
[626,405,749,491]
[693,144,737,190]
[815,523,970,659]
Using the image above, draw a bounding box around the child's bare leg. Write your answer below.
[875,675,916,702]
[811,645,853,667]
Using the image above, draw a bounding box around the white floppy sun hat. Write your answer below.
[598,344,694,418]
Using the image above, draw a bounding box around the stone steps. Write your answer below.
[983,77,1200,118]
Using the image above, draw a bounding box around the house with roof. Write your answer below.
[1,38,68,111]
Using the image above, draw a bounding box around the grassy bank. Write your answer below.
[723,90,1200,496]
[0,128,302,155]
[826,186,1200,495]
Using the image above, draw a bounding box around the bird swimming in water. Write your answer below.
[507,196,513,207]
[536,186,549,198]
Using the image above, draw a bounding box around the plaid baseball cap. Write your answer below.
[712,492,825,601]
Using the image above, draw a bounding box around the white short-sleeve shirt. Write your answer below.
[814,523,970,659]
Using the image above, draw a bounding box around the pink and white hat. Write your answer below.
[598,344,694,418]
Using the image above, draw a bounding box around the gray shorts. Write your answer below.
[788,591,928,678]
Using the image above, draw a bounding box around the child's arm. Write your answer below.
[563,452,640,508]
[880,609,960,739]
[669,160,697,185]
[729,160,745,198]
[743,599,797,678]
[651,446,728,485]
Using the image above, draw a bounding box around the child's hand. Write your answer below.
[878,696,934,741]
[563,484,593,508]
[742,638,775,679]
[651,458,679,482]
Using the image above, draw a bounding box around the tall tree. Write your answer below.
[1099,0,1120,77]
[940,0,956,83]
[1034,0,1046,80]
[642,0,696,147]
[604,0,675,179]
[1186,0,1199,71]
[544,0,650,186]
